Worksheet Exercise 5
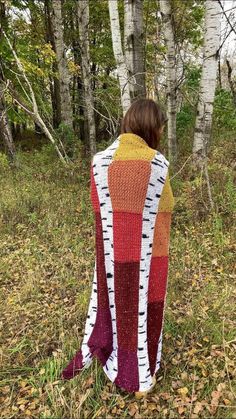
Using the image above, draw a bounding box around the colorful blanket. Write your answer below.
[61,132,175,393]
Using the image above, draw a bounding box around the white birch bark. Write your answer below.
[108,0,131,115]
[0,81,16,161]
[51,0,73,129]
[159,0,177,163]
[77,0,96,156]
[124,0,146,100]
[193,0,221,164]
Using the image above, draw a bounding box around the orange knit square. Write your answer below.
[108,160,151,212]
[152,212,172,257]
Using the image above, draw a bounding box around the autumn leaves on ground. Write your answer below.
[0,127,235,419]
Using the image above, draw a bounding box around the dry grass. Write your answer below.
[0,136,235,418]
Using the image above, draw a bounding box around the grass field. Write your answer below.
[0,131,235,418]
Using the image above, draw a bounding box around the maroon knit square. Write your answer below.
[147,301,164,375]
[87,308,113,365]
[95,211,109,308]
[61,349,83,379]
[114,261,139,351]
[114,347,139,392]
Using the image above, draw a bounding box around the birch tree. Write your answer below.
[108,0,131,115]
[51,0,73,130]
[77,0,96,156]
[0,79,16,161]
[193,0,221,167]
[44,0,61,129]
[124,0,146,100]
[159,0,177,164]
[0,1,15,161]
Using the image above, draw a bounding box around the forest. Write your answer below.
[0,0,235,418]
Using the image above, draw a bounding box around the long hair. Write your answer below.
[120,98,167,150]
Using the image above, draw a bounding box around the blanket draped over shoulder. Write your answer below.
[61,132,175,393]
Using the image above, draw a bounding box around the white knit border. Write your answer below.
[137,152,169,391]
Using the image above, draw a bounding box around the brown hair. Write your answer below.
[120,98,167,150]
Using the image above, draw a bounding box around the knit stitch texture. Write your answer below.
[61,132,175,393]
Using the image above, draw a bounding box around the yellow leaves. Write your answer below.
[180,371,188,380]
[68,60,81,75]
[201,369,208,377]
[177,386,189,396]
[21,58,47,78]
[186,347,198,356]
[19,380,28,388]
[16,398,28,405]
[39,43,56,64]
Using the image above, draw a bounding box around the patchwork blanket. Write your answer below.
[61,132,175,393]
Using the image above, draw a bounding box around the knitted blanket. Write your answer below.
[61,133,175,393]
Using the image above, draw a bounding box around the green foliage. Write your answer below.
[0,152,10,171]
[176,64,201,149]
[54,123,80,159]
[172,0,205,48]
[89,0,115,68]
[213,88,236,130]
[184,64,201,90]
[177,104,195,139]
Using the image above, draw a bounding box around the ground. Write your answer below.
[0,132,235,418]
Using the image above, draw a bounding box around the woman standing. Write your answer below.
[61,99,175,397]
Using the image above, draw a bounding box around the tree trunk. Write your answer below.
[51,0,73,129]
[77,0,96,156]
[0,81,16,161]
[159,0,178,164]
[218,56,222,89]
[44,0,61,128]
[193,0,221,168]
[108,0,131,115]
[73,12,86,142]
[124,0,146,100]
[0,1,15,161]
[226,59,236,107]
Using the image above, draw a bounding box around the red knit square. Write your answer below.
[90,164,100,212]
[113,211,142,262]
[114,261,139,351]
[148,256,169,303]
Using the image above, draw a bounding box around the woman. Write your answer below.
[60,98,175,397]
